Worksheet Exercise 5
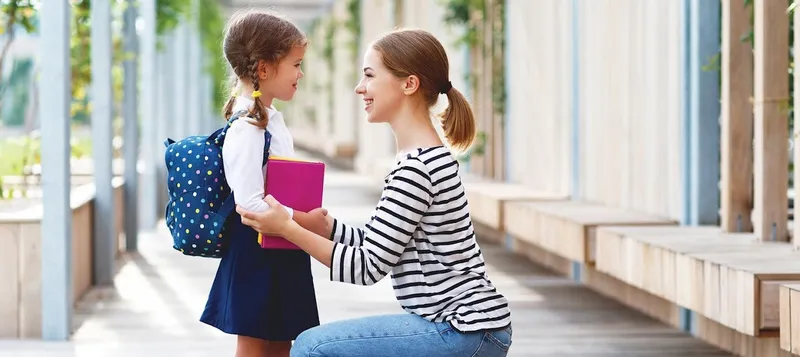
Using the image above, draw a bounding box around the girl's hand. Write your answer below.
[237,195,293,235]
[307,207,334,239]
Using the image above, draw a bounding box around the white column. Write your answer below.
[356,0,396,176]
[91,0,115,285]
[173,23,188,138]
[122,0,139,251]
[187,1,201,135]
[333,0,357,153]
[139,0,158,229]
[39,0,72,340]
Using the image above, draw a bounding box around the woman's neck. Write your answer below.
[389,104,443,154]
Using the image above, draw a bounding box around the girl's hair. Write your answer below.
[221,8,307,128]
[372,29,476,152]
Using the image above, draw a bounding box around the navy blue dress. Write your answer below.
[200,210,320,341]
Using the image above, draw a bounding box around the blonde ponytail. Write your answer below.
[439,86,476,152]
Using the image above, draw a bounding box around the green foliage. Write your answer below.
[442,0,484,47]
[157,0,191,36]
[344,0,361,60]
[197,0,227,110]
[0,0,37,104]
[0,134,92,199]
[1,58,33,125]
[322,19,336,72]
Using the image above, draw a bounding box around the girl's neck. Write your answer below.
[389,103,443,154]
[238,84,273,108]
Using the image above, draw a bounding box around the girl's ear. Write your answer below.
[257,60,273,80]
[402,75,421,96]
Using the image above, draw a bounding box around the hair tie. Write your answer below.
[439,81,452,94]
[252,90,262,98]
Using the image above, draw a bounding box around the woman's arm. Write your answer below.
[238,158,433,285]
[329,218,367,246]
[222,119,294,216]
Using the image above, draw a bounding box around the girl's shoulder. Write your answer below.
[227,116,266,134]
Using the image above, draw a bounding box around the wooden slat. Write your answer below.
[753,0,790,242]
[463,177,566,230]
[795,0,800,251]
[720,0,754,233]
[505,201,675,265]
[781,284,800,355]
[595,225,800,337]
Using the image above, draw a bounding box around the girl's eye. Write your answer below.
[365,73,374,78]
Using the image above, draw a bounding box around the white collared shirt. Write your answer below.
[222,96,295,216]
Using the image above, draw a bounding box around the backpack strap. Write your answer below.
[216,110,273,219]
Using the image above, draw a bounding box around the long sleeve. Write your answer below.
[222,119,293,217]
[330,218,366,247]
[330,158,433,286]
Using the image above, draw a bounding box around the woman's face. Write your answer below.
[354,48,405,123]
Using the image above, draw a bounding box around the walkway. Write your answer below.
[0,152,732,356]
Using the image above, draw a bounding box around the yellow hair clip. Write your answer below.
[252,90,262,98]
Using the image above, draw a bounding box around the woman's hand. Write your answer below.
[239,195,336,267]
[237,195,293,236]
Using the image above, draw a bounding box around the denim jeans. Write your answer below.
[290,313,512,357]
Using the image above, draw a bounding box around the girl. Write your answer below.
[200,9,327,357]
[237,28,513,357]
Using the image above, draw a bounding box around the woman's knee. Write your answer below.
[289,329,319,357]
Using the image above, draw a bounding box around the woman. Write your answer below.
[236,28,513,357]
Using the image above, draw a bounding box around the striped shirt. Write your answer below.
[329,146,512,332]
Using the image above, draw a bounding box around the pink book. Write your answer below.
[258,157,325,249]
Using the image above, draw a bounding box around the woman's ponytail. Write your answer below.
[438,86,476,152]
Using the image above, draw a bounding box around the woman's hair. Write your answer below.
[372,29,476,152]
[221,8,307,128]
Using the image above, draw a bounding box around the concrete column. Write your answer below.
[173,23,189,139]
[39,0,72,340]
[187,0,202,136]
[356,0,396,177]
[90,0,115,285]
[122,0,139,251]
[332,0,357,157]
[138,0,158,229]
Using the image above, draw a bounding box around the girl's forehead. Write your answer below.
[286,45,306,59]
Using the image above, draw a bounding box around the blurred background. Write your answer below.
[2,1,800,356]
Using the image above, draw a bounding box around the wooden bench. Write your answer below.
[596,225,800,337]
[503,201,676,266]
[462,178,566,232]
[780,283,800,355]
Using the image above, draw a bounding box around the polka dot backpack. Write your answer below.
[162,110,271,258]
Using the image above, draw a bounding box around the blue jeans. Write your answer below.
[290,313,512,357]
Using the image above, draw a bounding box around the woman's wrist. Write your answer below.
[281,220,303,240]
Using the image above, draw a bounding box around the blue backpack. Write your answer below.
[163,110,272,258]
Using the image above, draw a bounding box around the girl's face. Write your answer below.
[354,48,405,123]
[261,45,306,102]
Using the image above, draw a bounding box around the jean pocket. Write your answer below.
[485,328,512,352]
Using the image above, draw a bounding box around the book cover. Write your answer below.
[258,157,325,249]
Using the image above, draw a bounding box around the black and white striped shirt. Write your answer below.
[330,146,512,332]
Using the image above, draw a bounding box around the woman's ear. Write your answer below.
[402,75,421,96]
